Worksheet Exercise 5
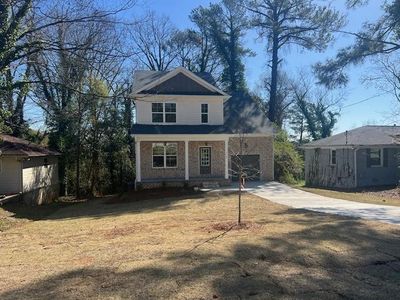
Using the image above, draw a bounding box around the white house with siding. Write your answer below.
[0,134,60,205]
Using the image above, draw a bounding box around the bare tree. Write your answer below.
[171,29,221,76]
[289,73,343,141]
[130,12,178,71]
[230,133,262,224]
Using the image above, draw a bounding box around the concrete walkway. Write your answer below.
[243,181,400,225]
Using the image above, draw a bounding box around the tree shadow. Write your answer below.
[2,209,400,299]
[1,188,212,221]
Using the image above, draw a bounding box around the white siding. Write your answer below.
[0,157,22,194]
[135,96,224,125]
[22,156,59,193]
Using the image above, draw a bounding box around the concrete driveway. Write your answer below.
[244,181,400,225]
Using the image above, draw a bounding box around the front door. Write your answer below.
[199,147,211,175]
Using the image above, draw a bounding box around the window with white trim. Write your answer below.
[200,147,210,166]
[369,148,382,167]
[151,103,176,123]
[165,103,176,123]
[330,149,336,165]
[152,103,163,123]
[201,104,208,123]
[152,143,177,168]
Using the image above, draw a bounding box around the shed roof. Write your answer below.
[303,126,400,148]
[0,134,60,157]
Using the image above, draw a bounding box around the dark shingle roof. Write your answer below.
[131,92,274,135]
[303,126,400,147]
[0,135,60,157]
[132,70,217,93]
[223,92,273,134]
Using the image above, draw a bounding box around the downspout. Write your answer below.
[353,147,358,188]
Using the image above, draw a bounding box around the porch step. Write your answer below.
[202,182,220,189]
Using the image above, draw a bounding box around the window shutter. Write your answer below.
[366,149,371,168]
[383,148,388,167]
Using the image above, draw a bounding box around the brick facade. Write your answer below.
[188,141,225,178]
[138,136,274,184]
[228,136,274,181]
[140,141,185,180]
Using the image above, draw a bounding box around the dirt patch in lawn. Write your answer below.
[297,185,400,207]
[204,221,263,232]
[1,192,400,299]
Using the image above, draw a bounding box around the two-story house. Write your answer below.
[131,67,274,189]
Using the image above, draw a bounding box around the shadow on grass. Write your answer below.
[0,188,217,222]
[2,210,400,299]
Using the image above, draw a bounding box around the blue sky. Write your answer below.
[133,0,395,133]
[26,0,395,134]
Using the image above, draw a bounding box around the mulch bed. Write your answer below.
[204,221,263,232]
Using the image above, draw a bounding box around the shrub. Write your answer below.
[274,130,304,184]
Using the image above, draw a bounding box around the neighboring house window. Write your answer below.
[201,104,208,123]
[330,149,336,165]
[152,143,177,168]
[368,148,383,167]
[165,103,176,123]
[152,103,164,123]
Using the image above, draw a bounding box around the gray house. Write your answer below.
[303,126,400,189]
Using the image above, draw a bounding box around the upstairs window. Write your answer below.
[201,104,208,123]
[368,148,382,167]
[152,143,177,168]
[152,102,176,123]
[152,103,163,123]
[165,103,176,123]
[330,149,336,165]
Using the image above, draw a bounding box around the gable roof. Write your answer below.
[131,91,274,135]
[0,134,60,157]
[303,125,400,148]
[132,67,228,96]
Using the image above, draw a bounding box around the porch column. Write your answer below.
[185,140,189,181]
[224,138,229,179]
[135,140,141,182]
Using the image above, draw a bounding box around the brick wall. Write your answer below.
[140,141,185,180]
[229,136,274,181]
[188,141,225,178]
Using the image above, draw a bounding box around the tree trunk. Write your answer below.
[269,31,279,124]
[238,172,242,225]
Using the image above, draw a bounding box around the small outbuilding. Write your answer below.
[0,134,60,205]
[302,125,400,189]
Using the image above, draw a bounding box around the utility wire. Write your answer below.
[341,92,389,109]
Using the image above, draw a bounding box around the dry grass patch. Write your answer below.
[0,190,399,299]
[297,185,400,207]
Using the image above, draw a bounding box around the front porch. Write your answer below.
[135,134,230,189]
